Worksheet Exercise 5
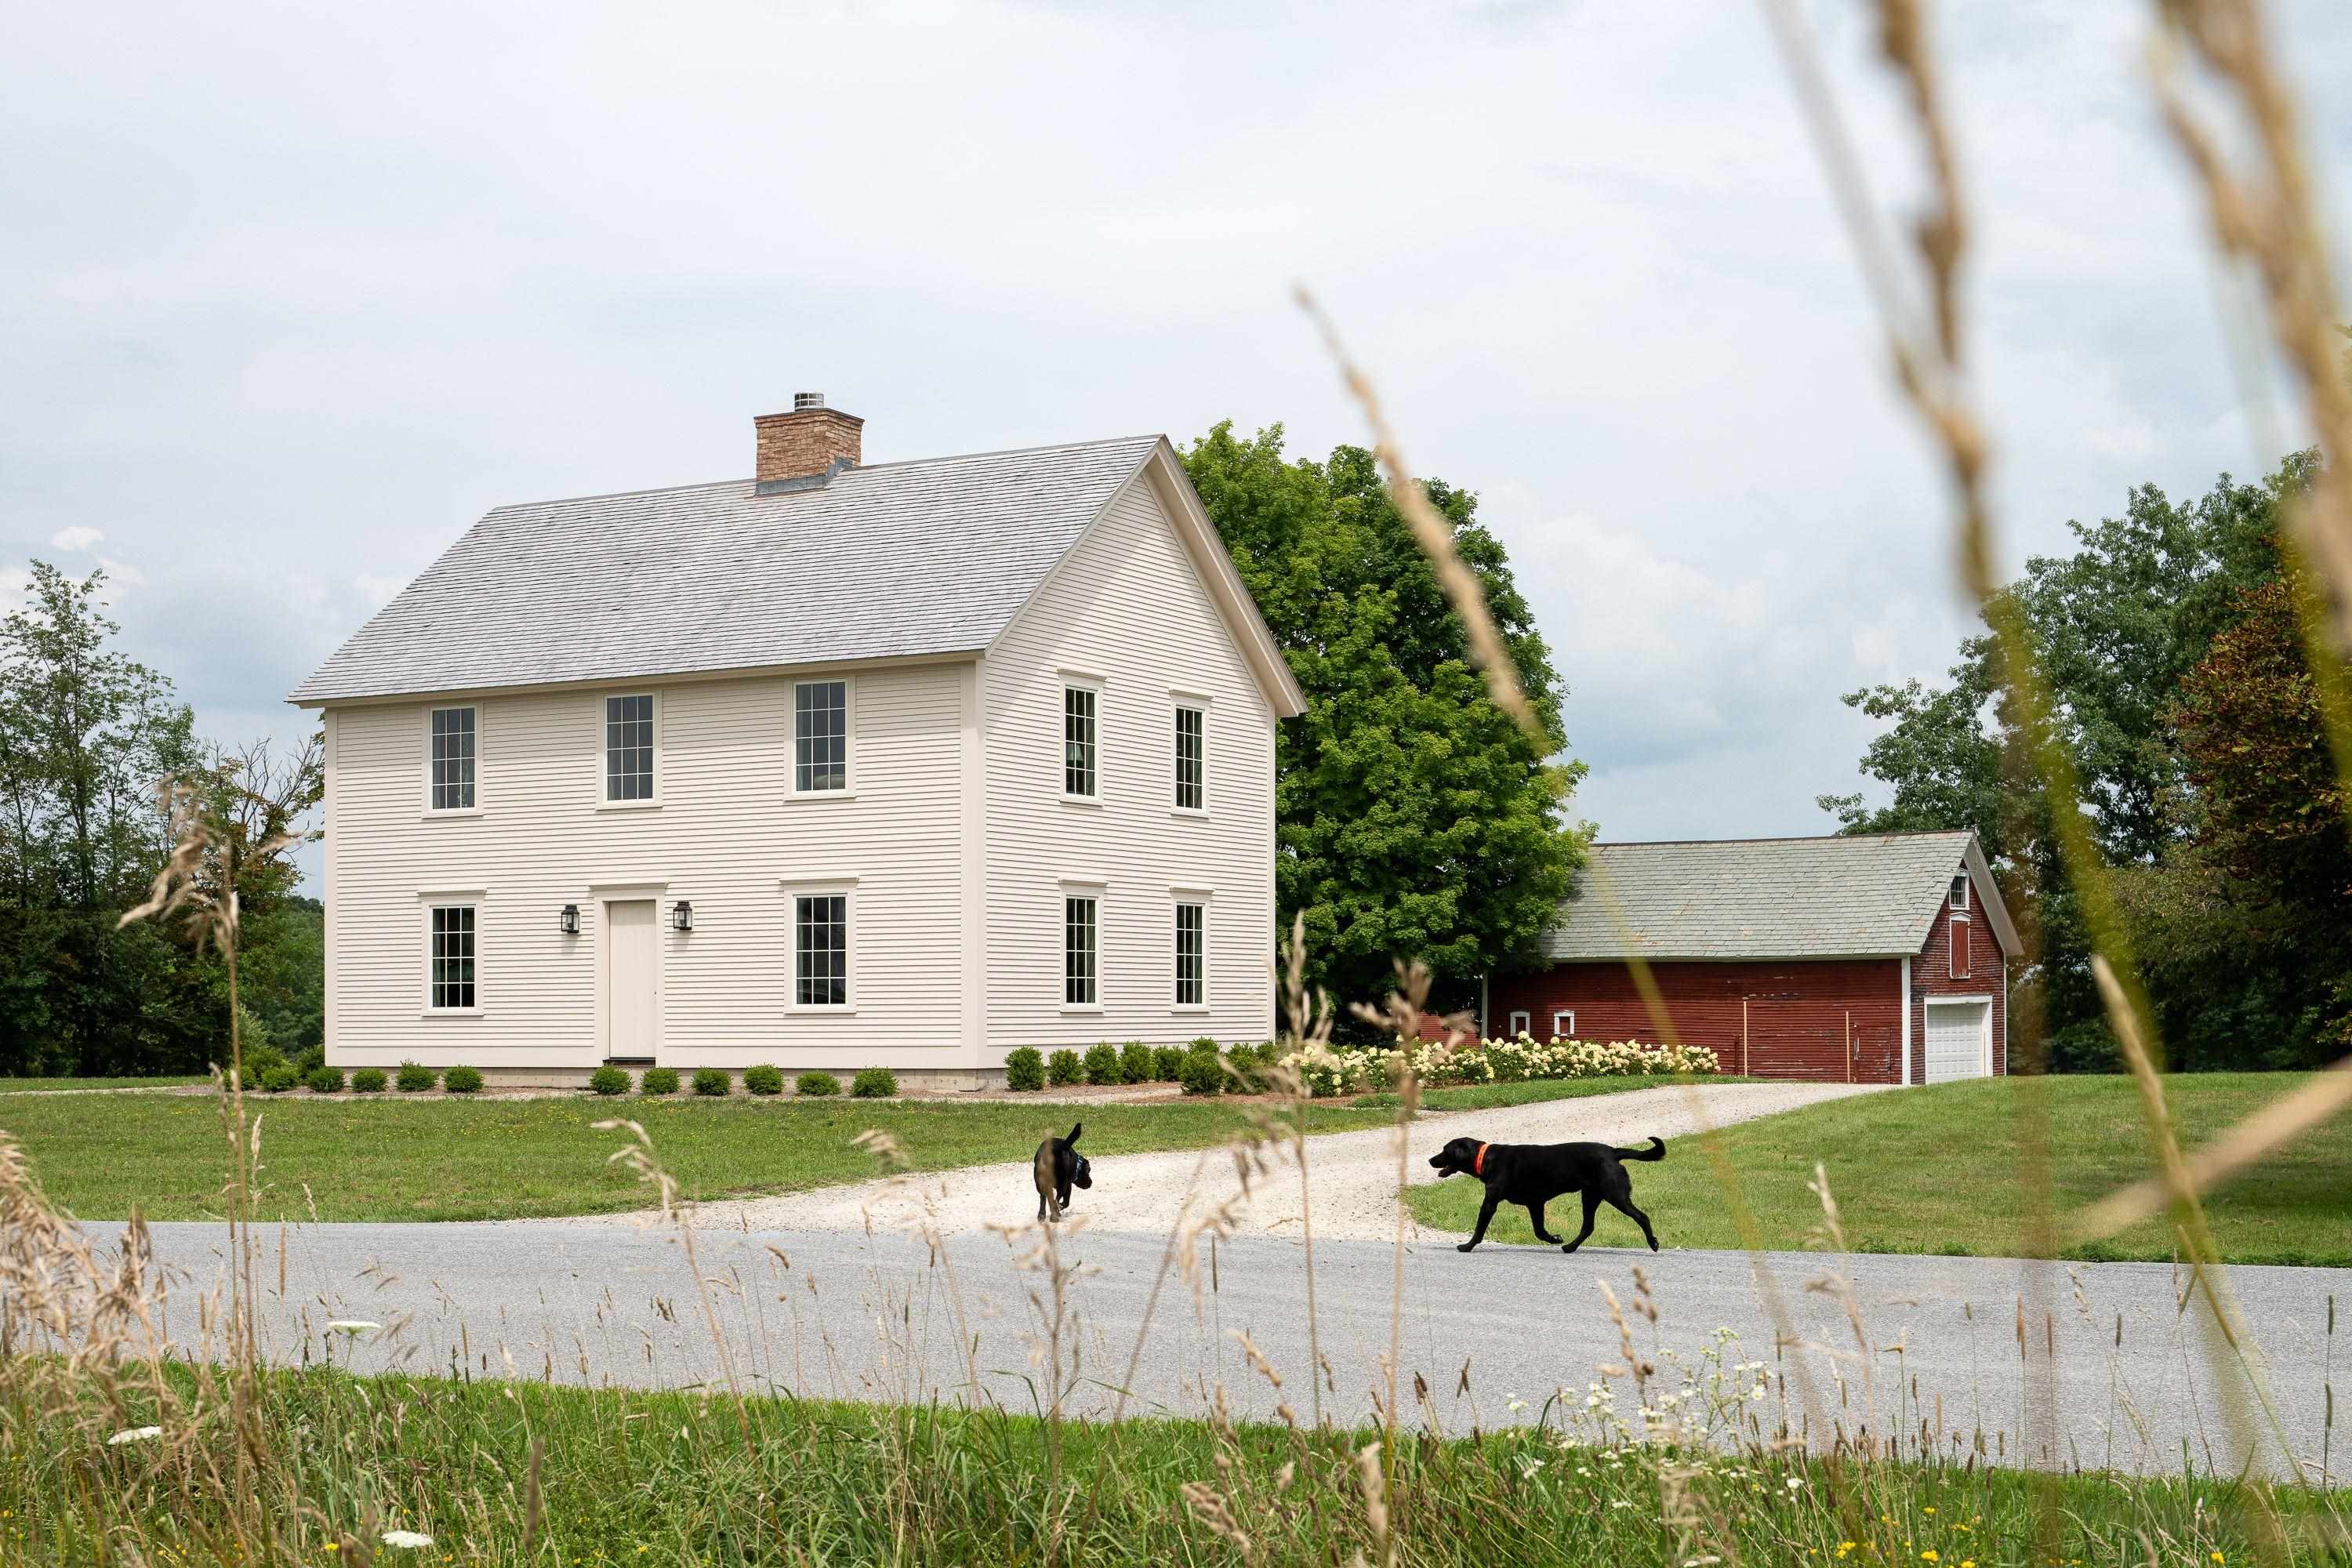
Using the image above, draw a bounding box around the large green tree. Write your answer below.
[1183,423,1586,1018]
[1816,459,2329,1070]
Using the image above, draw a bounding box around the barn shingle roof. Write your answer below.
[289,435,1167,705]
[1541,831,2016,961]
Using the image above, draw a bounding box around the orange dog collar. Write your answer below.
[1472,1142,1489,1177]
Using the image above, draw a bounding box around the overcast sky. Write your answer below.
[5,0,2350,877]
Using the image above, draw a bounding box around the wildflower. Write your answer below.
[1787,1476,1806,1490]
[383,1533,434,1550]
[106,1426,162,1446]
[2211,1557,2225,1565]
[1922,1554,1938,1563]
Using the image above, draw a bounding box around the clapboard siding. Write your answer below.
[1489,960,1907,1083]
[1909,866,2008,1080]
[982,470,1279,1053]
[325,662,968,1068]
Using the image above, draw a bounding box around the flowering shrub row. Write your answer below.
[1280,1033,1722,1099]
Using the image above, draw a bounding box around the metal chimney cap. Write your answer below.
[792,391,826,411]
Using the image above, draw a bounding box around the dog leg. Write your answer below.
[1561,1191,1601,1254]
[1610,1193,1658,1252]
[1458,1192,1501,1252]
[1526,1201,1562,1245]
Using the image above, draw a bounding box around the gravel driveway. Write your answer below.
[559,1080,1884,1242]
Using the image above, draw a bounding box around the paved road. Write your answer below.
[78,1216,2344,1480]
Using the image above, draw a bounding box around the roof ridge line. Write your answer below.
[1595,829,1972,848]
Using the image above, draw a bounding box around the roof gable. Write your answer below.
[290,435,1171,706]
[1541,831,2017,962]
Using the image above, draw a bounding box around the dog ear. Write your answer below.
[1065,1122,1082,1146]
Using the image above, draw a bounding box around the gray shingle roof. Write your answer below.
[289,435,1165,705]
[1542,831,2013,961]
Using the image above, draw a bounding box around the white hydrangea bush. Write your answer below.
[1279,1032,1720,1098]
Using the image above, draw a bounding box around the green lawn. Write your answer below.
[1355,1073,1755,1112]
[1404,1073,2352,1265]
[0,1091,1395,1223]
[0,1076,211,1093]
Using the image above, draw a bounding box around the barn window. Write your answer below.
[1950,873,1969,910]
[1949,913,1972,979]
[1507,1010,1530,1037]
[1552,1010,1575,1040]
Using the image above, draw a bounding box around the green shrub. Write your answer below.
[1118,1041,1156,1084]
[395,1062,436,1093]
[1083,1043,1122,1086]
[303,1065,343,1094]
[1152,1045,1186,1082]
[640,1066,680,1096]
[245,1044,289,1078]
[443,1065,484,1094]
[1178,1051,1225,1097]
[589,1065,630,1097]
[296,1044,327,1078]
[851,1066,897,1098]
[1188,1036,1220,1055]
[795,1071,840,1098]
[1004,1047,1046,1092]
[692,1067,731,1097]
[260,1064,299,1094]
[743,1064,784,1097]
[1047,1049,1083,1087]
[351,1067,387,1094]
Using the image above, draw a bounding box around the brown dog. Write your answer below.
[1033,1122,1092,1222]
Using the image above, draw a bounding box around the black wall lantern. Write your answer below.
[557,903,579,936]
[671,900,694,933]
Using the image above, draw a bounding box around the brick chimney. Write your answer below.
[753,392,863,493]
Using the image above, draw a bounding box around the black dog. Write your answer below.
[1428,1134,1664,1254]
[1033,1122,1092,1222]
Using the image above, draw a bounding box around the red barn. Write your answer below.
[1483,830,2016,1084]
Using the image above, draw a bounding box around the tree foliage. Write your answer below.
[1184,423,1586,1018]
[1817,458,2348,1069]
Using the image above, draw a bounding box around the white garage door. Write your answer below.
[1924,1000,1990,1083]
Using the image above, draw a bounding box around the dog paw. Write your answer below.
[1559,1243,1580,1254]
[1455,1242,1477,1253]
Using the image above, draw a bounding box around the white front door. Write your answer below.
[1923,1000,1989,1083]
[608,900,658,1058]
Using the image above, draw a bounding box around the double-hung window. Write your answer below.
[428,906,476,1011]
[1174,901,1205,1007]
[793,894,848,1007]
[1063,687,1098,798]
[429,706,476,811]
[604,694,655,801]
[1064,895,1098,1007]
[794,680,848,793]
[1174,705,1204,811]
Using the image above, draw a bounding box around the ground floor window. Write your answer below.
[1553,1009,1574,1039]
[1174,902,1204,1006]
[429,906,476,1010]
[1065,895,1098,1006]
[795,895,848,1007]
[1507,1009,1530,1036]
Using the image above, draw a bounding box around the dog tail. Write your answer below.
[1613,1136,1666,1162]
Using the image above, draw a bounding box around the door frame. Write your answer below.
[590,881,669,1063]
[1922,993,1994,1082]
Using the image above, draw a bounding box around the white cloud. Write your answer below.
[49,525,103,551]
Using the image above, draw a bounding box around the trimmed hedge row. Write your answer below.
[994,1037,1283,1095]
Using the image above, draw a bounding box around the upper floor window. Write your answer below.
[605,694,655,801]
[1950,873,1969,910]
[1065,894,1098,1007]
[430,706,476,811]
[428,905,476,1011]
[1949,914,1972,979]
[794,680,848,793]
[1063,686,1097,797]
[1174,900,1205,1007]
[1174,704,1204,811]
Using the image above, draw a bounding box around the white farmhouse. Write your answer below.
[292,397,1305,1087]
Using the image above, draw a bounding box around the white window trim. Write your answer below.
[1950,873,1970,910]
[788,675,858,800]
[1552,1010,1575,1040]
[417,891,486,1018]
[1949,912,1973,980]
[1171,892,1210,1012]
[781,878,858,1014]
[423,704,483,818]
[1058,879,1105,1014]
[1171,690,1210,818]
[1507,1010,1531,1036]
[1060,676,1104,805]
[597,690,663,810]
